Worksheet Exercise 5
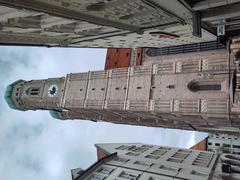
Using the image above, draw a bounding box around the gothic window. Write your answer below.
[188,81,221,92]
[26,87,40,96]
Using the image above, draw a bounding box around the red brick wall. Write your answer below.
[105,48,132,70]
[97,149,108,160]
[190,139,207,151]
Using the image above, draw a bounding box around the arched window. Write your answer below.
[26,87,40,96]
[188,81,221,92]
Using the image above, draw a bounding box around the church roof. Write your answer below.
[49,110,63,120]
[4,80,25,111]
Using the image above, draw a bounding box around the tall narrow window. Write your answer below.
[188,81,221,92]
[26,87,40,96]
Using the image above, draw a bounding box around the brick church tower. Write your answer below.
[5,40,240,135]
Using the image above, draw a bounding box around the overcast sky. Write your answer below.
[0,46,207,180]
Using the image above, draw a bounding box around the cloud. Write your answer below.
[0,46,207,180]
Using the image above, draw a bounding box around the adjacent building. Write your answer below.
[71,143,240,180]
[190,132,240,154]
[0,0,219,48]
[4,39,240,135]
[207,134,240,155]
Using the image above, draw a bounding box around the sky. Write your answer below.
[0,46,207,180]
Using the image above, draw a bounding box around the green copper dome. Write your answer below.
[49,110,63,120]
[4,80,26,111]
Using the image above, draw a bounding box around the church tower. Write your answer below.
[5,77,65,111]
[5,40,240,135]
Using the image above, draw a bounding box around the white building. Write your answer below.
[207,134,240,154]
[0,0,216,48]
[71,143,240,180]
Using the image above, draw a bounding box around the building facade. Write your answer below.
[207,134,240,155]
[4,40,240,135]
[0,0,218,48]
[71,143,240,180]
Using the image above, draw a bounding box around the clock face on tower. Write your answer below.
[48,85,58,97]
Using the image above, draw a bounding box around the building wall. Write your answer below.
[105,48,132,70]
[207,134,240,154]
[81,143,218,180]
[0,1,216,48]
[97,148,108,160]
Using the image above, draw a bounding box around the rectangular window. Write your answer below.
[116,145,130,150]
[145,154,160,159]
[141,145,153,148]
[119,171,138,180]
[208,142,212,146]
[116,145,137,151]
[192,152,213,167]
[134,161,152,167]
[97,166,114,175]
[172,152,189,159]
[192,162,208,167]
[167,158,183,163]
[215,143,220,146]
[129,147,148,153]
[198,152,212,158]
[87,174,105,180]
[191,170,208,177]
[126,152,139,156]
[159,165,178,172]
[233,145,240,149]
[114,157,128,163]
[150,149,167,156]
[158,147,171,151]
[177,149,191,154]
[223,144,231,148]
